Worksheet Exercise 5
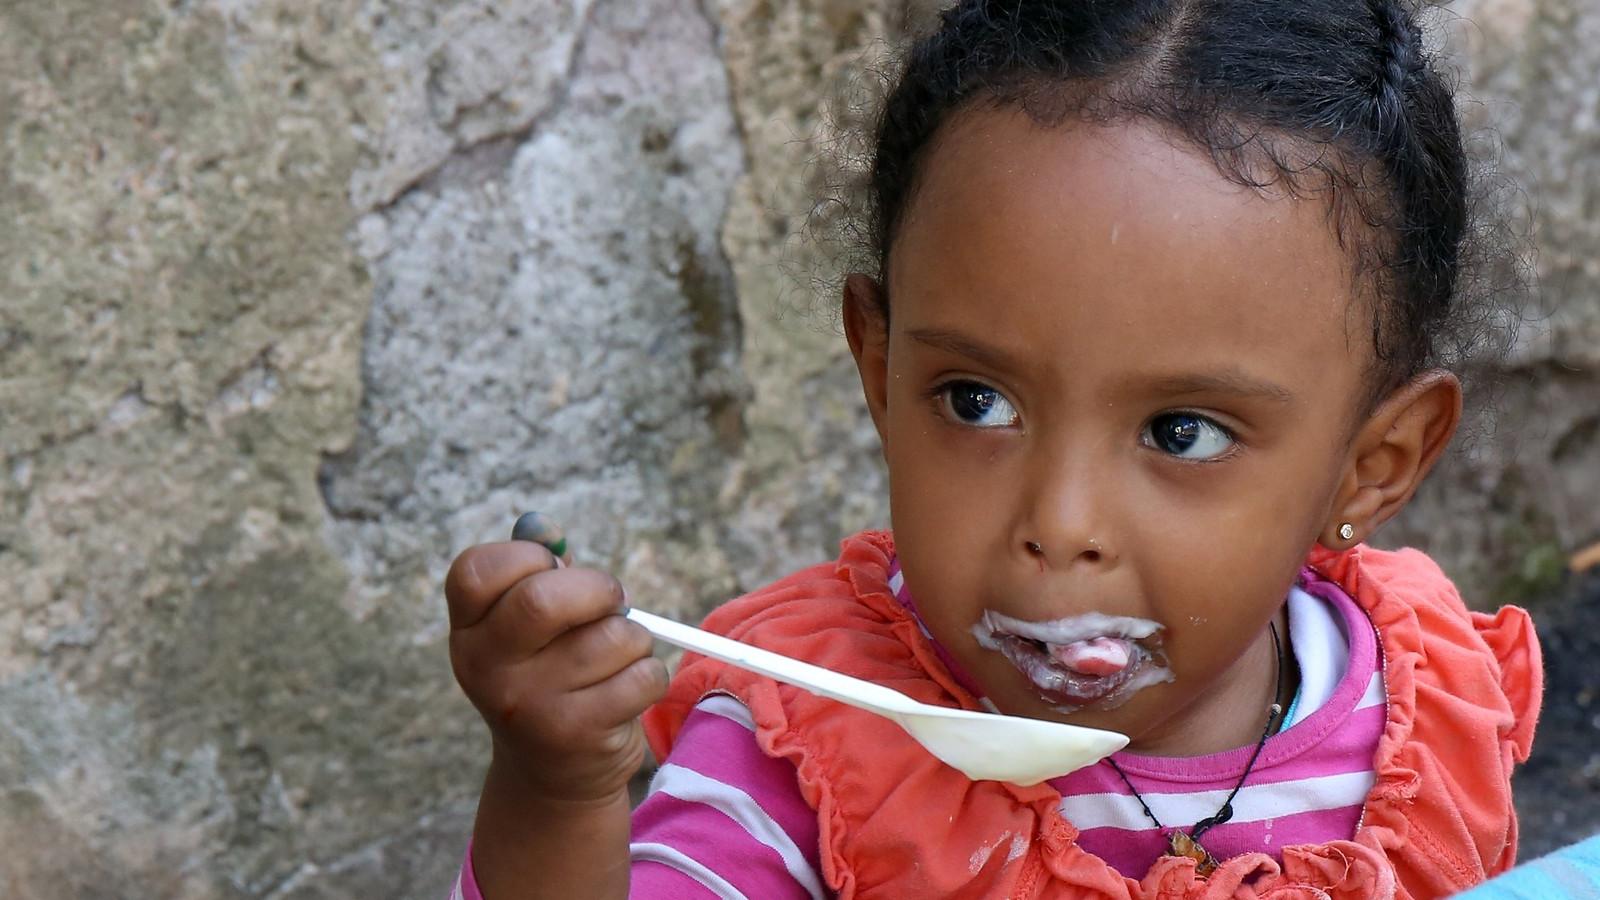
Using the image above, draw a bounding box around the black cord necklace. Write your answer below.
[1102,622,1286,877]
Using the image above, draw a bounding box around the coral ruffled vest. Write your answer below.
[642,532,1542,899]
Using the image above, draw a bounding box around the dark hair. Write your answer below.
[860,0,1515,399]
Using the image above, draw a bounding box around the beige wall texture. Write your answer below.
[1,1,1594,896]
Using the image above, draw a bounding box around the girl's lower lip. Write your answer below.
[997,635,1167,709]
[971,612,1174,711]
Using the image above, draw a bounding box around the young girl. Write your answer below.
[442,1,1542,897]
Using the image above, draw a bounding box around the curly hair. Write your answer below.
[846,0,1527,402]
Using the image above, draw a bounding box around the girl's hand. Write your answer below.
[445,541,668,804]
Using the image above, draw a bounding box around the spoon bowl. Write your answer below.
[628,607,1128,784]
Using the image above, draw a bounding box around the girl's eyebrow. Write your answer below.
[1143,372,1295,404]
[904,327,1294,404]
[903,327,1020,372]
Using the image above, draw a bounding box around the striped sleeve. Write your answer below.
[447,696,824,900]
[628,693,826,899]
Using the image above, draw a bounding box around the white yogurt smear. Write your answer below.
[971,609,1174,711]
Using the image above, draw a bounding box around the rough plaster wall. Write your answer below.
[707,0,909,577]
[0,0,1595,897]
[0,0,887,896]
[325,0,751,651]
[1,2,380,897]
[1381,0,1600,597]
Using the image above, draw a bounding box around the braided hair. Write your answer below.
[863,0,1493,400]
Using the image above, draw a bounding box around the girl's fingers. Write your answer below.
[536,613,656,690]
[453,565,627,664]
[444,541,557,629]
[476,654,668,752]
[567,656,672,731]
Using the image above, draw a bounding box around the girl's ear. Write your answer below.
[1323,371,1462,548]
[843,274,891,451]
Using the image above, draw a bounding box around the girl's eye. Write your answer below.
[1143,413,1235,460]
[940,381,1019,429]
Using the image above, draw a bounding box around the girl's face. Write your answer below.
[848,110,1385,755]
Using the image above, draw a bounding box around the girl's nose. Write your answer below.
[1017,461,1119,569]
[1023,533,1116,568]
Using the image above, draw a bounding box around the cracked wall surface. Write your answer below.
[1380,0,1600,596]
[0,0,1596,896]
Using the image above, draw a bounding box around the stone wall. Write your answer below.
[0,1,1594,896]
[1393,0,1600,600]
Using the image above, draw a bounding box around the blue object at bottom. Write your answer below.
[1452,833,1600,899]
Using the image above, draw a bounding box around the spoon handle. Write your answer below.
[626,608,919,717]
[510,513,917,719]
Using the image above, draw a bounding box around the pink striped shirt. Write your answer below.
[1050,571,1384,874]
[451,563,1384,898]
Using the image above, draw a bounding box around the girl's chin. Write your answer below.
[991,680,1173,740]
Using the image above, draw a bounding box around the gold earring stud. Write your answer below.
[1338,523,1355,541]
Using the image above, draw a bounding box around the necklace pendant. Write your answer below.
[1167,831,1219,878]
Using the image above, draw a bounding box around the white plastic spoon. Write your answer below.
[626,607,1128,784]
[507,513,1127,784]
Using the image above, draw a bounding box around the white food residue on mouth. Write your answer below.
[971,609,1174,711]
[975,609,1163,644]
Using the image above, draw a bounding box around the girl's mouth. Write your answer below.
[971,610,1174,712]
